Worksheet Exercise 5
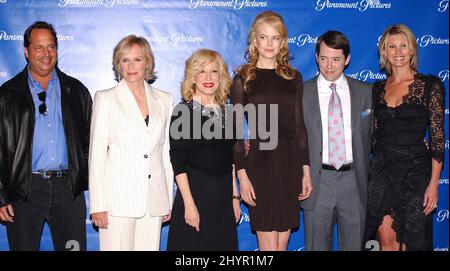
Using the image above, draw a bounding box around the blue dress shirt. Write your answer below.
[28,69,68,171]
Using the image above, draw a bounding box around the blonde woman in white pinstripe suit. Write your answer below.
[89,35,174,251]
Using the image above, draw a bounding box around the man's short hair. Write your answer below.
[23,21,58,48]
[315,30,350,59]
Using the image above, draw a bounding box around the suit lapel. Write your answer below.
[310,77,323,132]
[145,83,161,134]
[117,79,149,132]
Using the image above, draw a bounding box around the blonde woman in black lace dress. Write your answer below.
[167,49,240,251]
[365,24,445,251]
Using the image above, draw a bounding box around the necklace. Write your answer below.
[190,100,226,128]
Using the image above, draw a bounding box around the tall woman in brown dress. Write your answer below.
[365,24,445,251]
[230,11,312,251]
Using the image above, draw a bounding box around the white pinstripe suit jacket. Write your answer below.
[89,79,174,218]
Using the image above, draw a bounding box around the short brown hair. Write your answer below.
[316,30,350,59]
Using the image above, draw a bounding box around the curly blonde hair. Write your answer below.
[112,35,155,81]
[181,49,231,106]
[238,11,295,91]
[378,24,418,75]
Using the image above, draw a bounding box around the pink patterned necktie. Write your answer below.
[328,83,346,169]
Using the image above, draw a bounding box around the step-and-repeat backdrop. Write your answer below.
[0,0,448,251]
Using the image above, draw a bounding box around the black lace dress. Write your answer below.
[365,74,445,250]
[167,100,238,251]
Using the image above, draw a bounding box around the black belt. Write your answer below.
[322,163,353,172]
[32,170,68,179]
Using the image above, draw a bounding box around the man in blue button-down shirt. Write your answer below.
[29,65,69,172]
[0,21,92,251]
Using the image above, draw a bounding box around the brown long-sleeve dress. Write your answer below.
[230,68,309,231]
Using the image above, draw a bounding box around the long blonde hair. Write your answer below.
[378,24,418,75]
[181,49,231,106]
[238,11,295,91]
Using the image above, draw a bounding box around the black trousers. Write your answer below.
[6,174,86,251]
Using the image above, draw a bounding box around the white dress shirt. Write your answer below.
[317,73,353,164]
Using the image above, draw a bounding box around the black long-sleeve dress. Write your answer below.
[230,68,309,231]
[365,74,445,250]
[167,100,238,251]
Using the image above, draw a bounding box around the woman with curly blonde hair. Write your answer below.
[230,11,312,251]
[167,49,240,250]
[180,49,231,106]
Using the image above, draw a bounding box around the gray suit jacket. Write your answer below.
[301,75,372,211]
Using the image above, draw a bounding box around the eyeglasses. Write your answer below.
[37,91,47,115]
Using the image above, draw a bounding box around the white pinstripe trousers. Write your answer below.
[99,213,163,251]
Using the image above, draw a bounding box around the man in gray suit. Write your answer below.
[301,30,372,251]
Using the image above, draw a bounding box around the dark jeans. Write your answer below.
[6,174,86,251]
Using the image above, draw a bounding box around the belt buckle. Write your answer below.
[56,171,64,178]
[41,171,51,179]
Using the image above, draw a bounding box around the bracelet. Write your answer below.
[233,195,241,201]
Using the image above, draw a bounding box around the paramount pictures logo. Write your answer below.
[57,34,75,41]
[145,33,203,46]
[436,209,448,222]
[439,70,449,81]
[239,212,250,224]
[0,30,22,41]
[288,34,318,47]
[188,0,268,9]
[346,70,386,82]
[376,35,449,47]
[315,0,391,11]
[417,35,449,47]
[58,0,139,7]
[0,31,73,42]
[438,0,449,12]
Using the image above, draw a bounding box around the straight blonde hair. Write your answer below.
[378,24,418,75]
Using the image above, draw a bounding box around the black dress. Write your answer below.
[230,69,309,231]
[365,74,445,250]
[167,100,238,251]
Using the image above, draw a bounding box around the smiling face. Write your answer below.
[194,61,220,103]
[24,28,58,79]
[254,22,283,66]
[119,43,148,85]
[316,42,350,82]
[384,33,412,70]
